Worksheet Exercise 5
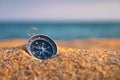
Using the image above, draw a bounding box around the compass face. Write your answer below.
[26,34,57,60]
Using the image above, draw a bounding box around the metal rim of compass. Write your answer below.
[26,34,58,60]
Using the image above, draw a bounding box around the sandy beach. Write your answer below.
[0,39,120,80]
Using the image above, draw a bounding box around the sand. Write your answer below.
[0,39,120,80]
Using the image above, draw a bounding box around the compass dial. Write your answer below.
[26,34,57,60]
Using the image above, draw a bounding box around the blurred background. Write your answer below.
[0,0,120,40]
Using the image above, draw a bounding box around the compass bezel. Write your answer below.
[26,34,57,60]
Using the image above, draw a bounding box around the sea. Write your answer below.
[0,22,120,40]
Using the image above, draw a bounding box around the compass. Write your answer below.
[26,27,57,60]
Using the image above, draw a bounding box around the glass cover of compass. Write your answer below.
[26,34,57,60]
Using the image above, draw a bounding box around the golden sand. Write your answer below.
[0,39,120,80]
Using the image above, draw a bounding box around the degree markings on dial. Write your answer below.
[29,36,56,60]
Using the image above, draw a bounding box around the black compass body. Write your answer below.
[26,34,57,60]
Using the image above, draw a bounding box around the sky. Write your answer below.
[0,0,120,22]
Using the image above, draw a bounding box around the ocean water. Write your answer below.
[0,22,120,40]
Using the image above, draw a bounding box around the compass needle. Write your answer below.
[44,46,50,50]
[38,45,41,49]
[32,46,40,50]
[35,51,39,53]
[42,53,45,56]
[44,50,51,54]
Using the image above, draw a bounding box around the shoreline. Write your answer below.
[0,38,120,48]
